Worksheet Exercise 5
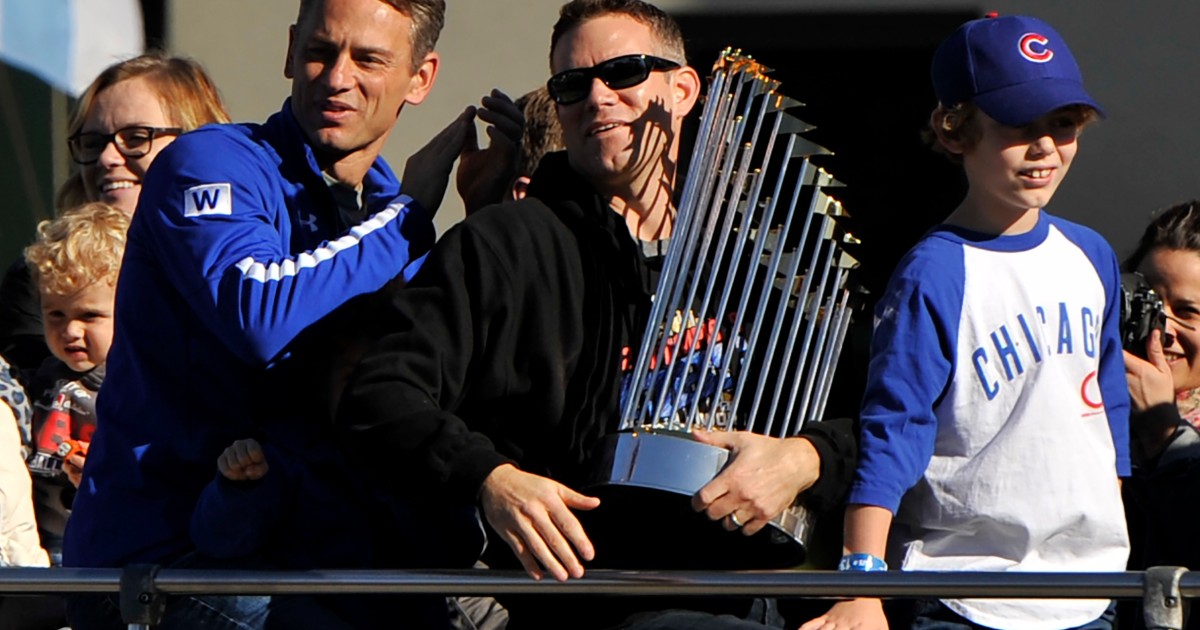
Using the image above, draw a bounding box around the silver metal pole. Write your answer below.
[132,568,1180,600]
[674,138,757,430]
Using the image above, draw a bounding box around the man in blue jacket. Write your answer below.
[63,0,521,628]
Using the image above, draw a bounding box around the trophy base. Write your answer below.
[581,431,812,569]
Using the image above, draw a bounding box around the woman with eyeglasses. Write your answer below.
[59,53,231,214]
[1123,201,1200,458]
[0,53,229,374]
[1122,201,1200,627]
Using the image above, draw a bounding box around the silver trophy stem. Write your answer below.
[718,135,805,430]
[649,74,765,430]
[810,283,854,425]
[629,74,746,427]
[679,91,781,431]
[727,159,817,433]
[751,170,833,437]
[620,65,732,429]
[790,241,842,431]
[766,212,832,437]
[687,108,790,431]
[671,139,755,429]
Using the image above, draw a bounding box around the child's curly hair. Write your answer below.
[25,202,129,296]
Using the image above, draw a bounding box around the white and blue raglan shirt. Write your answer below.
[63,100,434,568]
[850,211,1130,630]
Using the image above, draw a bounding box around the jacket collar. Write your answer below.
[267,99,401,209]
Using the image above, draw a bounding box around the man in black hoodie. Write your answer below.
[336,0,856,626]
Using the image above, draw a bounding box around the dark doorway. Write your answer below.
[673,10,977,418]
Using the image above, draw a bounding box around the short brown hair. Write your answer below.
[297,0,445,71]
[56,52,230,212]
[923,102,1100,164]
[515,86,564,178]
[550,0,686,66]
[25,203,130,296]
[1125,200,1200,272]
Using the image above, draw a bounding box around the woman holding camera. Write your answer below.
[1123,200,1200,595]
[1124,200,1200,458]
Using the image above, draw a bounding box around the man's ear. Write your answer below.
[284,24,296,80]
[671,65,701,120]
[404,52,440,106]
[510,176,531,201]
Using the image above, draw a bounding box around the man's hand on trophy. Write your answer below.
[480,463,600,581]
[690,432,821,536]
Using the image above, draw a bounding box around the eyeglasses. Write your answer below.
[547,54,681,105]
[67,126,184,165]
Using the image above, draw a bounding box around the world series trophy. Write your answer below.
[585,50,864,569]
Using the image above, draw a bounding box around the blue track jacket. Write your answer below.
[63,100,434,567]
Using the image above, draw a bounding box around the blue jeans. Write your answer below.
[614,610,779,629]
[67,591,451,630]
[66,592,270,630]
[910,599,1117,630]
[66,551,271,630]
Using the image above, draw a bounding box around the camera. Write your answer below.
[1121,272,1167,358]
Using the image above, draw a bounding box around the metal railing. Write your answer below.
[0,567,1195,629]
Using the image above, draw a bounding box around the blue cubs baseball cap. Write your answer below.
[931,14,1103,127]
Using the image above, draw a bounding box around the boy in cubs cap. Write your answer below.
[802,13,1128,630]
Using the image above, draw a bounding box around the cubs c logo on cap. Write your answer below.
[1018,33,1054,63]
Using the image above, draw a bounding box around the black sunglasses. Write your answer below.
[547,54,680,105]
[68,126,184,165]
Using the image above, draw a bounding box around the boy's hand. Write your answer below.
[218,439,268,481]
[63,441,89,488]
[799,598,889,630]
